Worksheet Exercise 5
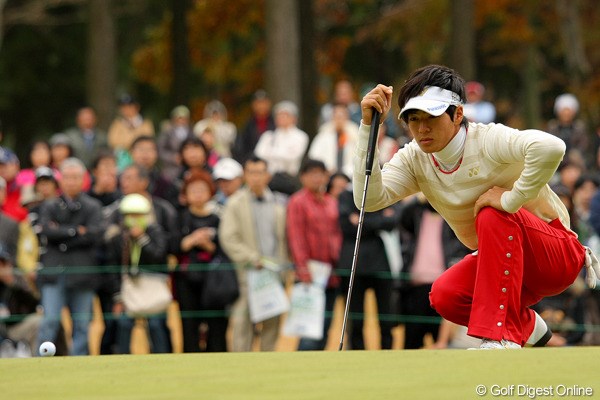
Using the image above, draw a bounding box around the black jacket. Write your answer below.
[38,193,104,289]
[337,189,400,276]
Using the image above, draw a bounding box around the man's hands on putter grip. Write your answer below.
[361,84,393,125]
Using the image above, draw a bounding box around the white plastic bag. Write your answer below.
[282,283,326,340]
[247,269,289,323]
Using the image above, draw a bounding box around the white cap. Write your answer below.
[120,194,151,214]
[554,93,579,115]
[399,86,463,119]
[213,158,243,181]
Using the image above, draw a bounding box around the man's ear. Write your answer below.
[454,106,464,126]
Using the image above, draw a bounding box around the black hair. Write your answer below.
[244,154,268,170]
[90,148,117,171]
[574,174,600,192]
[123,163,151,182]
[326,172,350,193]
[299,159,327,175]
[129,135,157,152]
[398,65,468,128]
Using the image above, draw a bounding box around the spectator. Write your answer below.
[0,147,28,222]
[49,134,91,192]
[320,80,361,126]
[15,140,52,189]
[129,136,180,209]
[49,134,74,170]
[112,164,179,259]
[554,159,584,196]
[64,106,109,169]
[309,103,359,177]
[27,167,60,231]
[326,172,350,200]
[87,150,121,207]
[177,137,211,182]
[108,94,155,171]
[105,194,170,354]
[233,90,275,164]
[377,123,400,166]
[254,101,309,178]
[86,151,121,354]
[220,156,288,351]
[193,100,237,158]
[0,241,42,357]
[197,126,221,169]
[286,159,342,350]
[547,94,590,169]
[157,105,193,181]
[571,175,600,246]
[176,171,230,352]
[0,177,19,262]
[462,81,496,124]
[104,164,178,353]
[397,195,471,349]
[210,158,244,214]
[338,188,399,349]
[36,158,103,356]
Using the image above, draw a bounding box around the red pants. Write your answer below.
[429,207,585,345]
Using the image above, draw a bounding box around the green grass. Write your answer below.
[1,348,598,399]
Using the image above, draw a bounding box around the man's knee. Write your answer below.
[429,279,451,318]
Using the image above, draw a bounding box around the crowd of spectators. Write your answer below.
[1,81,599,356]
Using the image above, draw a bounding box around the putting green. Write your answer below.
[1,348,597,399]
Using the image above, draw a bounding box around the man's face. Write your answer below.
[77,108,97,130]
[120,168,148,195]
[59,165,84,198]
[130,141,158,169]
[405,107,463,153]
[35,179,59,199]
[275,111,295,129]
[244,161,270,195]
[217,177,243,197]
[300,168,328,194]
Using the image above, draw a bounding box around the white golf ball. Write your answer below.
[39,341,56,357]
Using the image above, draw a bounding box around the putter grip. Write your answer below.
[365,109,381,175]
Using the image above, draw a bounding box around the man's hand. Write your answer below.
[361,84,393,125]
[474,186,509,217]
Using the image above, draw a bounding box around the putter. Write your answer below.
[338,109,381,351]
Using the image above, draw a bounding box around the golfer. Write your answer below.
[355,64,600,349]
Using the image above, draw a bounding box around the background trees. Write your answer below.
[1,0,600,159]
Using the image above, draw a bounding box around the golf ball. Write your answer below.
[39,341,56,357]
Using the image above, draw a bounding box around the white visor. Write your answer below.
[399,86,463,119]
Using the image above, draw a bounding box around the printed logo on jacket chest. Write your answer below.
[468,166,480,177]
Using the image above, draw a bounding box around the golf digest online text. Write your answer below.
[475,384,594,398]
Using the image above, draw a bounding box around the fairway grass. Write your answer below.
[1,347,597,399]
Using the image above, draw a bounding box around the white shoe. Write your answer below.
[525,312,552,347]
[469,338,522,350]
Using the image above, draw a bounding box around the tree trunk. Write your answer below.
[449,0,475,80]
[555,0,590,89]
[87,0,117,130]
[523,44,542,129]
[298,0,318,136]
[265,0,301,117]
[0,0,7,52]
[171,0,190,108]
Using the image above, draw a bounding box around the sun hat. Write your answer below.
[399,86,463,119]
